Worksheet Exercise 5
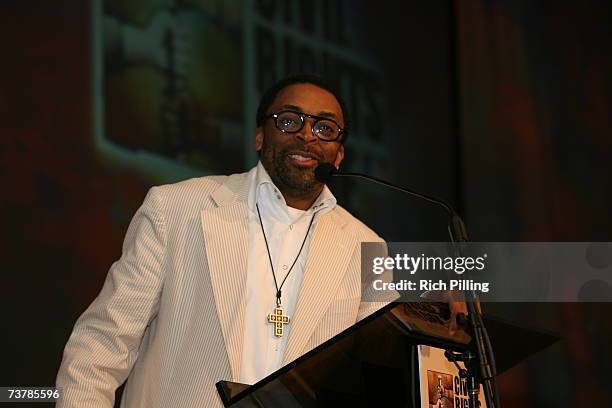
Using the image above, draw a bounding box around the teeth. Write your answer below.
[289,154,313,161]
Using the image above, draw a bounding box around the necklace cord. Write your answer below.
[256,203,316,307]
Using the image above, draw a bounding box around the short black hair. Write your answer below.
[255,74,350,143]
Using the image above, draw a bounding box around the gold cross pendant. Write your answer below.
[268,306,290,337]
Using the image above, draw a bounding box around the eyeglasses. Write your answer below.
[266,110,346,142]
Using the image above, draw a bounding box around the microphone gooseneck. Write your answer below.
[314,163,467,242]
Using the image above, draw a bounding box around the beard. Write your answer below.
[262,142,323,196]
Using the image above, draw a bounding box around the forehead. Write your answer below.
[269,83,343,123]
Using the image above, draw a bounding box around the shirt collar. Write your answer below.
[247,161,337,218]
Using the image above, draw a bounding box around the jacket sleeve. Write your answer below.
[56,187,167,407]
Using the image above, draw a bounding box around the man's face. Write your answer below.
[255,83,345,196]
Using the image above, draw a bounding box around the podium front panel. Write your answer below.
[217,303,469,407]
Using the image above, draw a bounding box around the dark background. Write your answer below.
[1,1,611,406]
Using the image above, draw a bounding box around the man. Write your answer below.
[56,75,393,407]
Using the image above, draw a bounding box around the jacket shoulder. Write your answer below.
[155,174,228,197]
[147,170,250,214]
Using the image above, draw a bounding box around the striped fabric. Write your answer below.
[56,171,390,408]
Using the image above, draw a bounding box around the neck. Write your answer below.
[281,185,324,210]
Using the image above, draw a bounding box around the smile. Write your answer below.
[287,152,319,167]
[289,154,315,161]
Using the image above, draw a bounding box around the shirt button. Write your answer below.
[289,224,293,230]
[282,264,288,270]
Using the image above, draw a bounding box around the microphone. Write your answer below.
[314,162,338,183]
[314,163,468,242]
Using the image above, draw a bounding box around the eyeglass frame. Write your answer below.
[265,109,347,142]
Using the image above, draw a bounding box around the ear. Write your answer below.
[333,144,344,168]
[255,127,264,152]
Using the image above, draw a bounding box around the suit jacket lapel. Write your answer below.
[282,210,354,365]
[200,173,250,380]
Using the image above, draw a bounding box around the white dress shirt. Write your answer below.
[239,162,336,385]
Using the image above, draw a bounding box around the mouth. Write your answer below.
[286,151,320,168]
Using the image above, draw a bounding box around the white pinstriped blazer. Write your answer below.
[56,169,388,408]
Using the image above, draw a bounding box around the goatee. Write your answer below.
[269,145,322,196]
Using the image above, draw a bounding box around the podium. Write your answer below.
[217,303,557,407]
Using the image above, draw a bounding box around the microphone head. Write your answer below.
[314,163,337,183]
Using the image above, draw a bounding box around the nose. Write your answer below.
[295,119,318,143]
